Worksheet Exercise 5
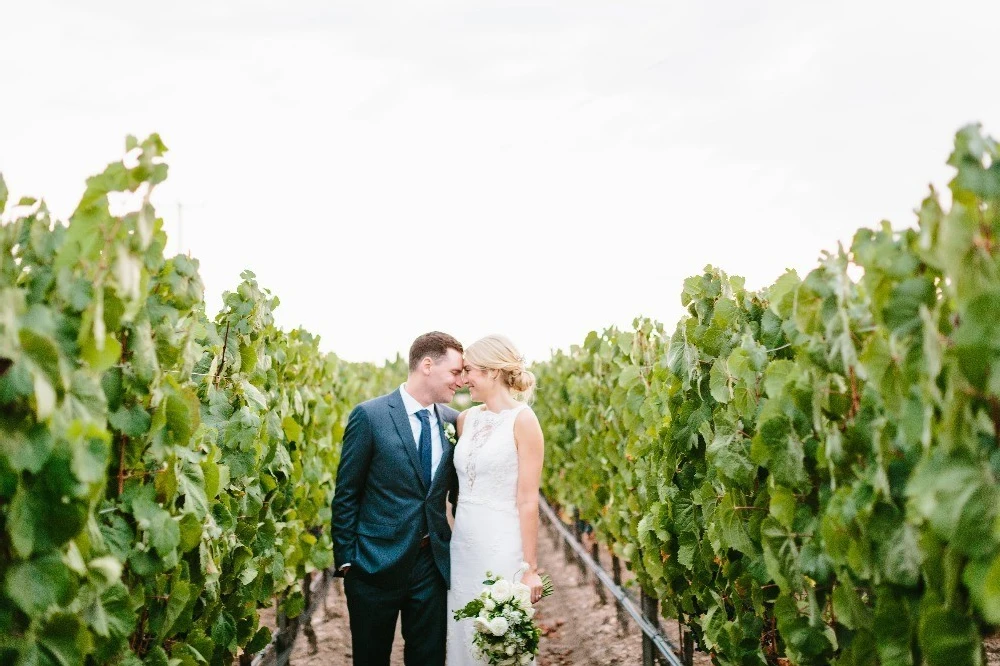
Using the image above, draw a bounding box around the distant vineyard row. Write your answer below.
[0,137,405,666]
[534,126,1000,665]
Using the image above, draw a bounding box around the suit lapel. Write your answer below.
[434,404,452,462]
[388,389,427,493]
[427,404,458,495]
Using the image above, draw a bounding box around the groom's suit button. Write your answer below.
[419,535,430,549]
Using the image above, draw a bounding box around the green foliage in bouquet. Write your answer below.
[453,566,554,665]
[533,125,1000,665]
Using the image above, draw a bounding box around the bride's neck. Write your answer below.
[481,389,517,413]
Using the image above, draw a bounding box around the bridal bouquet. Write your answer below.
[453,563,554,665]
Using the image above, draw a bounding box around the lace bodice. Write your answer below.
[453,404,529,515]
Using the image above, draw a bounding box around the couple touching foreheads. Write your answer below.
[331,331,546,665]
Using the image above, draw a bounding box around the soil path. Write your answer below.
[279,515,710,665]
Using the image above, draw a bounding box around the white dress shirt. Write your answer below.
[399,383,444,481]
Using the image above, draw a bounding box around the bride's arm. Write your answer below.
[447,410,471,518]
[514,408,545,602]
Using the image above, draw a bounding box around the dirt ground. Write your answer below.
[987,635,1000,665]
[273,512,707,666]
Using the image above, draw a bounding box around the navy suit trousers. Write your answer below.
[343,548,446,666]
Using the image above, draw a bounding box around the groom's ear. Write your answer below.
[418,356,435,376]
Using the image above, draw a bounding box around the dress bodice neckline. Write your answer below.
[478,403,524,416]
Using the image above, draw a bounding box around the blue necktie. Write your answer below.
[415,409,432,489]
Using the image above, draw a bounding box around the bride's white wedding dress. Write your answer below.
[447,403,533,665]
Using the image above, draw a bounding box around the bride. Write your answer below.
[446,334,546,665]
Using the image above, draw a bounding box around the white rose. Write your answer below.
[488,616,510,636]
[490,579,513,603]
[483,597,496,611]
[473,617,491,633]
[524,607,535,619]
[519,653,534,664]
[512,583,532,606]
[506,644,516,655]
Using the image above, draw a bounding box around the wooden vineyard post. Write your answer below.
[682,625,695,666]
[641,590,659,666]
[302,573,318,655]
[591,541,607,605]
[612,555,627,630]
[562,508,575,564]
[572,508,587,580]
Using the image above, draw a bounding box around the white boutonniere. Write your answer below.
[443,422,457,445]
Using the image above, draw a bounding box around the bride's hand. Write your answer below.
[522,570,544,604]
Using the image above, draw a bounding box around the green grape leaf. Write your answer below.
[80,333,122,373]
[963,555,1000,624]
[3,423,54,473]
[109,404,151,437]
[210,611,237,655]
[32,371,57,420]
[240,379,268,411]
[883,277,935,335]
[18,328,63,392]
[281,416,303,444]
[6,554,76,617]
[768,485,796,530]
[245,626,272,654]
[87,556,123,589]
[144,645,171,666]
[709,358,731,403]
[281,589,306,618]
[177,460,208,520]
[158,580,193,639]
[954,291,1000,391]
[70,423,110,484]
[918,604,982,666]
[833,576,872,631]
[37,612,92,666]
[177,512,203,553]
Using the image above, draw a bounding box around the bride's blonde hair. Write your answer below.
[465,334,535,403]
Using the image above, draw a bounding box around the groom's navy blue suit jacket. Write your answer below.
[332,389,459,588]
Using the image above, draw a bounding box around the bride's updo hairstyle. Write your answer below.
[465,334,536,403]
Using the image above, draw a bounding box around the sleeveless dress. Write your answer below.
[447,403,533,666]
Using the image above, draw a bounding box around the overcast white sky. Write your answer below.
[3,1,999,363]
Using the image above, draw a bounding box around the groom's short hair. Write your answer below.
[409,332,464,371]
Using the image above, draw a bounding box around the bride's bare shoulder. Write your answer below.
[514,404,538,423]
[513,405,542,435]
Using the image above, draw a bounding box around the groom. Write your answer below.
[332,331,466,666]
